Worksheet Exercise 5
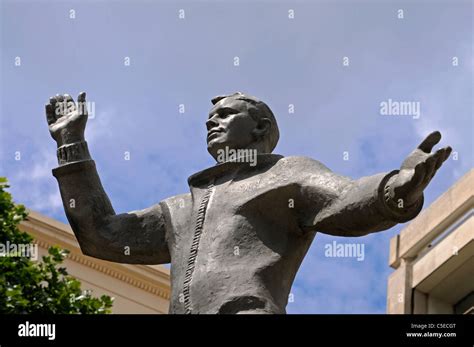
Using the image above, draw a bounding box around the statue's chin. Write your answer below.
[207,141,223,161]
[207,140,240,162]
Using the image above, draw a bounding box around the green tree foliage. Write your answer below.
[0,177,113,313]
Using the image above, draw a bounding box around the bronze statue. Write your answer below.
[45,91,451,314]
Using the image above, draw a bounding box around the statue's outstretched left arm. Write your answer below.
[301,131,451,236]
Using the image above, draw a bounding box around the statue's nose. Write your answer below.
[206,117,219,131]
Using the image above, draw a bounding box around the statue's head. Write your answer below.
[206,92,280,161]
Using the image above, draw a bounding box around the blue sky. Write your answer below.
[1,0,472,313]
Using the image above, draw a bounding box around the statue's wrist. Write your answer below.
[56,132,85,148]
[57,140,91,165]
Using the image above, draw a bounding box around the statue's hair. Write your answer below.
[211,92,280,153]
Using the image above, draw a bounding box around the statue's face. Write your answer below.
[206,98,258,160]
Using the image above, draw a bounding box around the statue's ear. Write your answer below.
[252,117,271,139]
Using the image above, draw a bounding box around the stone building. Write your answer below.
[19,210,171,313]
[387,170,473,314]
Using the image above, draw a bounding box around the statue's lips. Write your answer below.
[207,130,224,139]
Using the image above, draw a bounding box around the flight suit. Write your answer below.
[53,154,423,313]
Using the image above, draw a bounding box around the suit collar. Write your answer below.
[188,154,284,187]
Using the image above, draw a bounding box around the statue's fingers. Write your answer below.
[54,94,66,116]
[45,104,56,125]
[63,94,76,113]
[434,149,446,170]
[78,91,86,103]
[49,96,60,116]
[63,94,73,102]
[433,146,452,171]
[443,146,452,162]
[412,163,426,187]
[77,91,88,116]
[418,131,441,153]
[423,154,438,184]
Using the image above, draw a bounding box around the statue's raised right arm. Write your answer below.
[45,92,170,264]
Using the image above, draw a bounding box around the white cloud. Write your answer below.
[11,149,63,215]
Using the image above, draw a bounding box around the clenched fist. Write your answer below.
[45,92,88,147]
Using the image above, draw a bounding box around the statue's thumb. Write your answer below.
[77,92,88,116]
[78,91,86,103]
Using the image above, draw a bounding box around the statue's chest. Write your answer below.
[168,165,304,313]
[186,171,300,251]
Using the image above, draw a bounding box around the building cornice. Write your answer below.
[20,210,171,301]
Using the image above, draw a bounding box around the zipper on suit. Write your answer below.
[182,180,215,314]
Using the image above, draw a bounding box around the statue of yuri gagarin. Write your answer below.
[45,91,451,314]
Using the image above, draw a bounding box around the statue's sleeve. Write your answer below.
[296,157,424,236]
[52,159,171,264]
